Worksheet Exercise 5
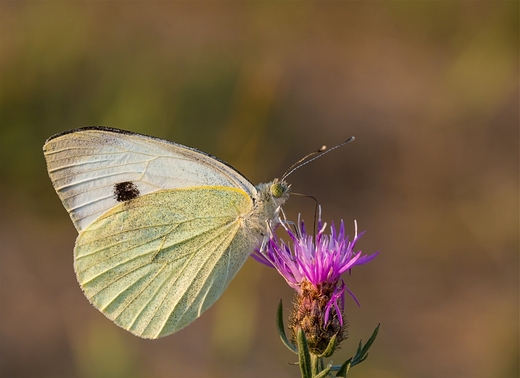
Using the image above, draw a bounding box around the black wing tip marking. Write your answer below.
[114,181,140,202]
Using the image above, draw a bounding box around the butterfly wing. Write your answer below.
[43,127,268,338]
[75,187,256,339]
[43,127,256,232]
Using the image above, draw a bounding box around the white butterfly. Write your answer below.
[43,127,290,339]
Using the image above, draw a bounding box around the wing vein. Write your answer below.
[149,221,240,337]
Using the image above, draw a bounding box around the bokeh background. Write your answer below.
[1,2,518,377]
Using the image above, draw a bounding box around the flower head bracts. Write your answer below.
[252,214,378,320]
[252,209,378,355]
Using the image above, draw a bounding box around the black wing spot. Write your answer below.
[114,181,140,202]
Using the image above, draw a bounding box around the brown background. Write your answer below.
[1,2,518,377]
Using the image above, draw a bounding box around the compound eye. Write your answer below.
[270,182,284,198]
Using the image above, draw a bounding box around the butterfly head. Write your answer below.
[255,179,290,209]
[270,179,291,200]
[252,179,290,235]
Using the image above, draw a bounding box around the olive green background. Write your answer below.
[1,2,518,377]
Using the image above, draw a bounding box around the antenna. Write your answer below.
[281,136,355,180]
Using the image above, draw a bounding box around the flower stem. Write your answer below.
[310,354,321,376]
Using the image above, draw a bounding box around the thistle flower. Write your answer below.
[253,210,378,355]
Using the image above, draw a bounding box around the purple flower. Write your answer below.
[252,210,378,354]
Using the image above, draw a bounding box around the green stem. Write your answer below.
[310,353,322,376]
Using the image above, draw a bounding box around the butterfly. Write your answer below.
[43,127,291,339]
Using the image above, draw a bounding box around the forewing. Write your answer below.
[43,127,256,231]
[74,187,258,339]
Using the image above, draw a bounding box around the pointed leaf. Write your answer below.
[317,334,337,358]
[359,323,380,357]
[315,364,332,378]
[276,299,298,354]
[355,340,363,356]
[297,328,312,378]
[335,358,352,377]
[357,354,369,365]
[330,364,344,372]
[352,323,380,366]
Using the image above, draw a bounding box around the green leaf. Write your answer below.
[356,354,369,365]
[297,328,312,378]
[276,299,298,354]
[355,340,363,356]
[314,364,332,378]
[352,323,380,366]
[317,334,337,358]
[359,323,380,358]
[335,358,352,377]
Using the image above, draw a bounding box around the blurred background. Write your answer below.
[0,2,518,377]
